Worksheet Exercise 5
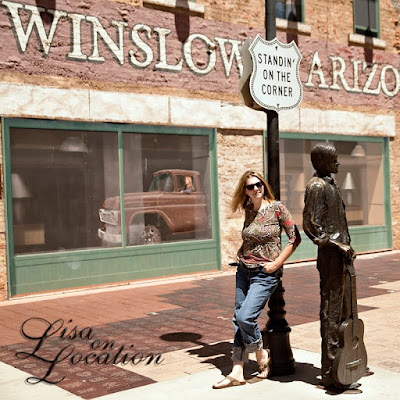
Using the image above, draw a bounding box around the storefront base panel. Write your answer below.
[346,226,393,253]
[285,233,318,262]
[283,226,392,262]
[9,240,220,297]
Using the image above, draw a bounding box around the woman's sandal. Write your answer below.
[256,349,271,379]
[212,375,246,389]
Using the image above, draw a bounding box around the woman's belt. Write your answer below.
[238,259,264,271]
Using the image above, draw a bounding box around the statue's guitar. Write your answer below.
[332,262,368,385]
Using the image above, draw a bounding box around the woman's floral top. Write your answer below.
[238,200,301,266]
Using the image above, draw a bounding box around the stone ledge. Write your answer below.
[300,108,395,137]
[143,0,205,16]
[170,97,221,127]
[0,82,395,137]
[276,18,311,36]
[348,33,386,49]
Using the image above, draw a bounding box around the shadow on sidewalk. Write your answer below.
[160,332,234,376]
[268,361,320,386]
[160,331,321,386]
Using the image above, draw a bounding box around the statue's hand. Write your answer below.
[337,243,356,260]
[349,246,356,261]
[314,234,330,247]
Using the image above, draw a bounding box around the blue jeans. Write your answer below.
[232,264,282,362]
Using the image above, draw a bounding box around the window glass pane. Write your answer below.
[331,140,384,226]
[354,0,377,36]
[10,128,119,254]
[279,138,385,231]
[276,0,302,22]
[119,133,212,246]
[279,138,321,231]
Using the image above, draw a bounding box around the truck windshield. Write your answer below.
[149,174,175,192]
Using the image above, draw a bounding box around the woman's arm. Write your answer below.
[262,243,295,273]
[263,202,301,273]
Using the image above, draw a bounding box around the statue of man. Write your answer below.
[303,143,364,391]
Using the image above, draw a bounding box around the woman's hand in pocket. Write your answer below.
[262,261,280,274]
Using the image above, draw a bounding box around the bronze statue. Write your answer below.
[303,143,367,391]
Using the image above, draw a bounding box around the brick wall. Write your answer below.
[202,0,265,28]
[304,0,354,45]
[381,0,400,51]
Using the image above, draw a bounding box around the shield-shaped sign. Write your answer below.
[249,35,303,112]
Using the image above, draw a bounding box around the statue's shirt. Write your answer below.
[303,175,350,246]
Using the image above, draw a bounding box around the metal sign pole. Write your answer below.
[263,0,295,376]
[265,0,280,200]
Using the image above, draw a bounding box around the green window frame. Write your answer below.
[354,0,380,38]
[263,131,392,262]
[2,118,221,297]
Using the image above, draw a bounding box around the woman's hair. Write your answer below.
[185,176,194,190]
[311,143,337,172]
[231,170,275,213]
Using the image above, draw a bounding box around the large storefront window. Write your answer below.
[9,126,212,255]
[279,137,385,230]
[276,133,391,260]
[4,120,219,296]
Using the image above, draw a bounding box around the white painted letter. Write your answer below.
[362,62,381,95]
[3,1,66,56]
[67,13,87,61]
[86,16,127,65]
[153,27,183,72]
[183,33,216,75]
[305,51,329,89]
[329,56,352,91]
[380,65,400,98]
[350,60,362,93]
[214,37,243,77]
[129,24,153,69]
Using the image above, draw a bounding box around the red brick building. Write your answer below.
[0,0,398,299]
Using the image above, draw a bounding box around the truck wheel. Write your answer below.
[138,224,162,245]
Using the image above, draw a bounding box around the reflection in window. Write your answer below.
[177,175,196,193]
[10,128,119,254]
[120,133,212,246]
[149,174,175,192]
[354,0,379,38]
[279,139,320,231]
[276,0,303,22]
[332,141,384,226]
[279,138,384,230]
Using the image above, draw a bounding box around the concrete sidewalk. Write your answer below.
[2,348,399,400]
[0,251,399,399]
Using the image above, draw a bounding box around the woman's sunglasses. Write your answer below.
[245,181,263,191]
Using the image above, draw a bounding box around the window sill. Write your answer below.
[276,18,311,36]
[348,33,386,49]
[143,0,205,16]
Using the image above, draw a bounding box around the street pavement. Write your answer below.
[0,250,399,399]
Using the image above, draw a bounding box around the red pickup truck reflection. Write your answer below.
[98,169,208,245]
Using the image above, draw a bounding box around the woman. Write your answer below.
[213,170,301,389]
[180,176,195,193]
